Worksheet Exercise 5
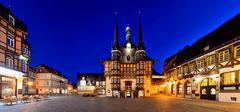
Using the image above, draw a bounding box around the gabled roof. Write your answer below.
[0,3,27,32]
[34,64,68,79]
[163,13,240,73]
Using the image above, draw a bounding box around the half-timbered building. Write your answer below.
[162,14,240,103]
[102,18,155,98]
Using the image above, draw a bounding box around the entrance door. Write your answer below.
[125,81,132,98]
[200,78,216,100]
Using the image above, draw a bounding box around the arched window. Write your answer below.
[185,81,191,95]
[6,54,13,68]
[177,83,182,94]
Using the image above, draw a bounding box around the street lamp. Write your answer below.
[27,81,32,95]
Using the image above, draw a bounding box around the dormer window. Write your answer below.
[9,15,15,25]
[204,45,209,51]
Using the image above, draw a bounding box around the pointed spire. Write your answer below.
[112,12,119,50]
[138,12,145,50]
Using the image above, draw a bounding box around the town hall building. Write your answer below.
[102,18,155,98]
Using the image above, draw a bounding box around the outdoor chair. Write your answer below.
[3,96,11,105]
[33,95,41,101]
[10,96,18,104]
[23,95,31,103]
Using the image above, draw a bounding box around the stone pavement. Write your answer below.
[0,95,239,112]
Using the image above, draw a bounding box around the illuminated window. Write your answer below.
[183,65,188,74]
[111,76,120,84]
[211,88,216,95]
[7,35,15,47]
[9,15,15,25]
[6,54,13,68]
[23,47,28,54]
[136,76,144,84]
[189,63,195,72]
[177,83,182,94]
[112,62,118,69]
[235,45,240,58]
[207,55,215,66]
[140,62,144,69]
[222,72,236,85]
[201,89,206,95]
[201,79,208,86]
[22,61,28,72]
[186,82,191,95]
[219,50,229,62]
[197,59,204,69]
[177,67,181,74]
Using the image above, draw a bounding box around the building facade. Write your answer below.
[77,73,105,96]
[34,64,68,95]
[0,3,31,99]
[23,68,36,95]
[102,19,155,98]
[163,14,240,103]
[151,70,166,94]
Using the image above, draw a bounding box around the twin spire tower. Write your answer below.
[102,12,154,98]
[112,12,145,52]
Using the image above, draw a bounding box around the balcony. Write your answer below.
[111,83,120,90]
[136,83,144,90]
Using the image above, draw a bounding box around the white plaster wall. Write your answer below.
[144,76,151,96]
[220,64,240,73]
[219,93,240,103]
[105,76,112,96]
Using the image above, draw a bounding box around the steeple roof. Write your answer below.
[137,16,145,50]
[112,18,119,50]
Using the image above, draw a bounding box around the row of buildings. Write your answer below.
[162,14,240,103]
[77,13,240,103]
[0,3,74,99]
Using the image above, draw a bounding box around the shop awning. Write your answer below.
[0,66,25,78]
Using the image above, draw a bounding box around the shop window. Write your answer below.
[222,72,236,85]
[6,54,13,68]
[7,35,15,47]
[2,77,16,97]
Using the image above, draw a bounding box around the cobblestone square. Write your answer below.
[0,95,240,112]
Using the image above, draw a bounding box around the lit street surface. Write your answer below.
[0,95,240,112]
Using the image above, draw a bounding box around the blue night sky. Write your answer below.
[1,0,240,83]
